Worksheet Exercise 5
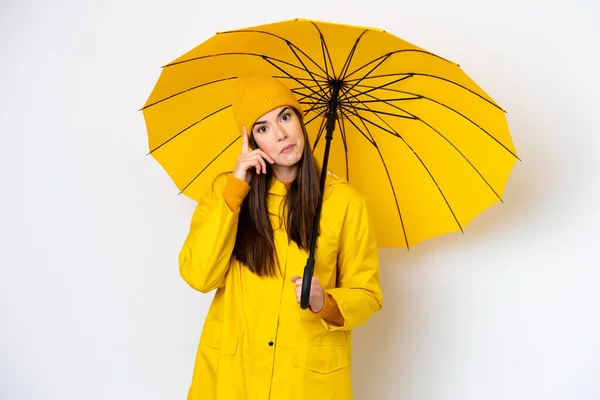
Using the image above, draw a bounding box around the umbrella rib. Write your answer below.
[290,82,329,91]
[345,73,416,82]
[338,111,374,145]
[274,75,329,84]
[262,57,326,96]
[340,75,413,104]
[148,105,232,154]
[342,104,416,119]
[303,103,330,119]
[340,103,464,233]
[302,89,332,115]
[218,29,328,76]
[339,30,368,81]
[141,77,236,110]
[346,73,505,112]
[305,102,330,117]
[338,105,401,138]
[295,91,323,104]
[311,111,329,151]
[180,135,241,195]
[309,21,336,78]
[304,107,328,127]
[321,39,329,78]
[305,105,330,126]
[344,49,453,81]
[292,86,328,104]
[344,96,421,103]
[338,107,410,248]
[349,83,519,160]
[285,44,326,94]
[356,91,505,201]
[336,112,350,181]
[344,54,392,97]
[165,52,326,81]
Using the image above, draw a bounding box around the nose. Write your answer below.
[274,123,287,141]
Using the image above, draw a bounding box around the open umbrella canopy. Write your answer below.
[142,18,519,249]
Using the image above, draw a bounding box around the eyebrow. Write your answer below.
[253,107,291,127]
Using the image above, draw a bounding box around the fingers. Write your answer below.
[254,149,275,165]
[234,128,270,182]
[293,281,323,307]
[240,128,275,164]
[292,276,322,305]
[258,154,267,174]
[242,127,249,155]
[248,152,266,174]
[238,152,269,174]
[291,276,302,303]
[291,276,320,286]
[237,128,278,181]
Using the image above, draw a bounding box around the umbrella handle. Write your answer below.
[300,257,315,309]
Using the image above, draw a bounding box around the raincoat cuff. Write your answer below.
[313,293,345,327]
[223,175,251,212]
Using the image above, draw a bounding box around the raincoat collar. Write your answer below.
[267,171,344,196]
[268,177,288,196]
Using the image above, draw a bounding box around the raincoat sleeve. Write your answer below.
[323,195,383,331]
[178,174,247,293]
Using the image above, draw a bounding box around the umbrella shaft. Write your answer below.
[301,82,341,310]
[311,81,340,257]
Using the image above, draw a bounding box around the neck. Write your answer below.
[272,165,298,183]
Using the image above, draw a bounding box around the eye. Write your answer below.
[255,125,267,134]
[281,112,292,122]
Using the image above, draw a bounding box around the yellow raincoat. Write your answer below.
[179,173,383,400]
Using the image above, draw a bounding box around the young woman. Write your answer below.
[178,75,383,399]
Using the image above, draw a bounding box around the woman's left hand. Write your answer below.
[291,276,324,312]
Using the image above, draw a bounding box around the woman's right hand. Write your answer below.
[233,126,275,184]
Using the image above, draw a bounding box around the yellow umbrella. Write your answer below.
[142,18,518,250]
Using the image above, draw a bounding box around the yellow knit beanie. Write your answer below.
[232,74,302,135]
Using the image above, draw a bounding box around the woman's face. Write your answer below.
[251,106,305,179]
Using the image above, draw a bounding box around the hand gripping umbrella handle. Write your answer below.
[300,257,315,309]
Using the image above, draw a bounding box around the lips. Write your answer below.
[281,144,294,153]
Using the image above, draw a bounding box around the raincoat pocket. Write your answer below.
[294,344,349,374]
[203,324,238,356]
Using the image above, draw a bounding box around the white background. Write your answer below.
[1,0,599,399]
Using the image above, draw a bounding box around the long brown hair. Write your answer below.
[232,109,321,277]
